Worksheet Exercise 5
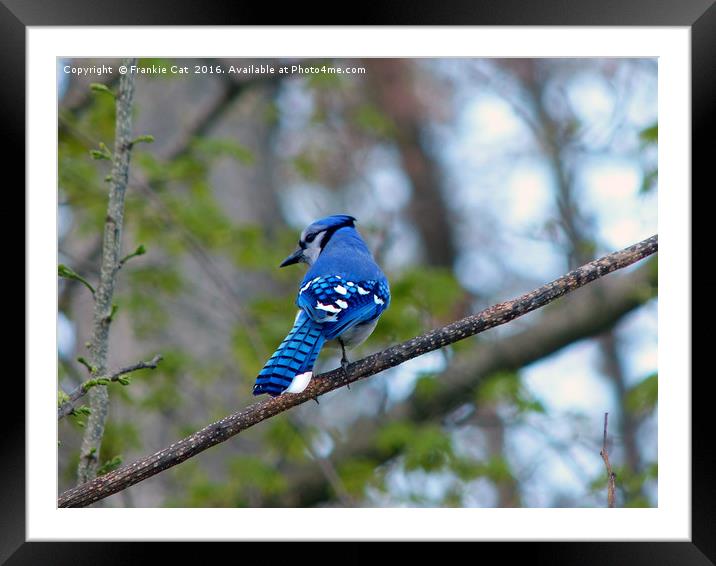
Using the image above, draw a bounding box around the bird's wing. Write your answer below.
[297,275,389,341]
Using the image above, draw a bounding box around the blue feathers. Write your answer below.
[306,214,356,232]
[297,275,389,340]
[252,311,325,397]
[252,216,390,397]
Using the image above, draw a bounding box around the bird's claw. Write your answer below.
[341,358,351,390]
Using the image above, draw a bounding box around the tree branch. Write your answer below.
[58,355,162,420]
[76,58,138,485]
[58,234,657,507]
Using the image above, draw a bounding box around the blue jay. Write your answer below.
[253,215,390,397]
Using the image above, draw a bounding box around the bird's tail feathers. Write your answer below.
[253,311,325,397]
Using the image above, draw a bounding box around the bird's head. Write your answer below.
[279,214,357,268]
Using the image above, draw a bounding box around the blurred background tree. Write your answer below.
[58,57,657,507]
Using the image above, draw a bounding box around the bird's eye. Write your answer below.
[305,233,317,244]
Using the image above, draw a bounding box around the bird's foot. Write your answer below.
[339,340,351,390]
[341,358,351,390]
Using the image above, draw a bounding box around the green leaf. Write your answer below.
[89,83,115,97]
[57,390,70,407]
[58,264,95,295]
[97,455,123,476]
[70,405,92,417]
[76,356,96,374]
[89,149,111,161]
[119,244,147,267]
[132,134,155,145]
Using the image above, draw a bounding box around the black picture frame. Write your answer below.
[6,0,708,563]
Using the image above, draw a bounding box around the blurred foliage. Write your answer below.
[376,268,465,342]
[413,373,440,403]
[639,122,658,194]
[304,61,345,89]
[639,124,658,144]
[263,417,311,462]
[338,457,383,496]
[477,371,546,415]
[167,456,288,507]
[192,138,255,166]
[292,153,320,181]
[378,422,443,467]
[352,104,396,139]
[625,372,658,416]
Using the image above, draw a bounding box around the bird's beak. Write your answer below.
[279,247,304,268]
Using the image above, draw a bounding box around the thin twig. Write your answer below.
[58,355,163,420]
[57,235,657,507]
[600,412,617,508]
[117,245,146,270]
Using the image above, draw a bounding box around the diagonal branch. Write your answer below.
[58,355,163,420]
[273,259,656,507]
[58,235,657,507]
